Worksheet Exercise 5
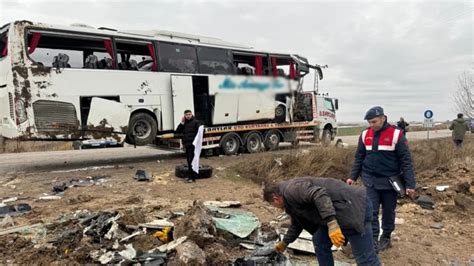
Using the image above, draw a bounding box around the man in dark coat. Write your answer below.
[347,106,416,252]
[449,113,469,148]
[175,110,201,183]
[263,177,380,266]
[397,117,409,136]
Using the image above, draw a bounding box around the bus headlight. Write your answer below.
[15,99,27,124]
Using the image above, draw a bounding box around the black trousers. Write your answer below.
[185,145,198,180]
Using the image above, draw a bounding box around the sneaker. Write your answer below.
[378,235,392,252]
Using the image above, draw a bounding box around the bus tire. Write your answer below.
[245,132,263,153]
[128,112,157,146]
[220,133,240,155]
[274,105,286,123]
[264,130,280,151]
[175,164,213,179]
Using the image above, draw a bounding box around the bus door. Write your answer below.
[171,75,195,128]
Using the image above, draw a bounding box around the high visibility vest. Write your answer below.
[362,127,402,151]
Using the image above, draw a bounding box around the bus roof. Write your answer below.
[11,20,295,57]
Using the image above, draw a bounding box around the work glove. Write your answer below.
[274,241,287,253]
[327,219,345,247]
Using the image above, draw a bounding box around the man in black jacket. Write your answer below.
[264,177,380,266]
[347,106,416,252]
[175,110,201,183]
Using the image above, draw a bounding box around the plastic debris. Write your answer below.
[155,236,188,253]
[435,185,449,192]
[430,223,444,229]
[204,200,241,208]
[1,197,18,204]
[134,170,153,181]
[232,243,290,266]
[207,205,260,238]
[39,195,62,200]
[0,203,32,218]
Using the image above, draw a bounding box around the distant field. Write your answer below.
[337,126,364,136]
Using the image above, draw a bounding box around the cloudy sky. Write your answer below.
[1,0,472,123]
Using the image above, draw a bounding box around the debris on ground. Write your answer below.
[232,243,290,265]
[207,205,260,238]
[134,170,153,182]
[417,195,435,210]
[204,200,241,208]
[0,203,32,217]
[39,195,62,201]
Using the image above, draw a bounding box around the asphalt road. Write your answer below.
[0,129,453,175]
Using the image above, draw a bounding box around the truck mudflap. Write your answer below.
[84,97,130,143]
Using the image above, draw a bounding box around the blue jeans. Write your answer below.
[366,187,398,239]
[312,200,380,266]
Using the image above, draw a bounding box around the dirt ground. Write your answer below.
[0,138,473,265]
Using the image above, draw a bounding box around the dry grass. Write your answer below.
[0,139,73,153]
[234,136,473,185]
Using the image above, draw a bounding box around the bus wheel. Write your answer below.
[322,129,332,146]
[274,105,286,123]
[220,133,240,155]
[264,130,280,151]
[128,112,157,146]
[245,132,263,153]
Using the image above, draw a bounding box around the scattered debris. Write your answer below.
[0,203,32,217]
[233,243,290,265]
[155,236,188,253]
[430,223,444,229]
[39,195,62,200]
[81,211,122,242]
[134,170,153,182]
[0,215,15,228]
[274,158,283,166]
[204,200,241,208]
[1,197,18,204]
[280,229,315,254]
[207,205,260,238]
[435,185,449,192]
[417,195,435,210]
[0,223,44,236]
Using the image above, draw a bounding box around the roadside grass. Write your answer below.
[232,136,473,185]
[337,126,364,136]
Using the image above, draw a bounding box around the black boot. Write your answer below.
[378,232,392,252]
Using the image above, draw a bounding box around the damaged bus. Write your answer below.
[0,20,338,153]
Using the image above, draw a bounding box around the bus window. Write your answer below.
[158,42,197,73]
[0,30,7,59]
[196,47,233,75]
[27,31,115,69]
[116,40,156,71]
[233,53,269,76]
[270,56,297,79]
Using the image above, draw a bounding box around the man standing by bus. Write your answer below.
[346,106,416,252]
[176,110,201,183]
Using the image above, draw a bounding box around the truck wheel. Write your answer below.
[127,112,157,146]
[245,132,263,153]
[220,133,240,155]
[322,129,332,146]
[264,130,280,150]
[175,164,213,179]
[274,105,286,123]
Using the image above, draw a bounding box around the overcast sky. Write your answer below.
[1,0,472,123]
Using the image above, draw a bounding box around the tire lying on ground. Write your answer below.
[175,165,213,179]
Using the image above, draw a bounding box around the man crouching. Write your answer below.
[263,177,380,266]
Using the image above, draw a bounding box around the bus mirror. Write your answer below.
[334,99,339,110]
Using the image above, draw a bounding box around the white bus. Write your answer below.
[0,20,338,153]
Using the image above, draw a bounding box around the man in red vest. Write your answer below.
[346,106,416,253]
